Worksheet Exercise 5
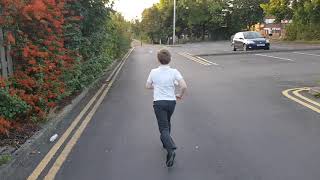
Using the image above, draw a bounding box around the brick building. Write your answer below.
[252,16,291,39]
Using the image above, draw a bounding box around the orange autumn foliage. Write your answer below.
[0,77,6,88]
[7,32,16,44]
[0,0,78,133]
[0,117,11,136]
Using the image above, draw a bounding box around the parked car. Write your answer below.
[231,31,270,51]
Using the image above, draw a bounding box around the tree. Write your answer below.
[232,0,266,28]
[261,0,320,40]
[260,0,293,22]
[137,0,268,42]
[287,0,320,40]
[141,5,162,43]
[177,0,227,40]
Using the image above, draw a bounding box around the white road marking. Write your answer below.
[293,52,320,57]
[255,54,294,61]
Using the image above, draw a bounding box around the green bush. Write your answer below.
[62,3,131,96]
[285,24,297,41]
[63,55,113,94]
[0,89,30,120]
[285,0,320,41]
[286,23,320,41]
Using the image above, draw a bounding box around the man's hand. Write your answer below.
[176,94,183,100]
[176,79,187,101]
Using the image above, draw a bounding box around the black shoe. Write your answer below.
[166,151,176,167]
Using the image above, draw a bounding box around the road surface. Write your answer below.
[9,43,320,180]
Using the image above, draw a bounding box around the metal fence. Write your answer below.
[0,28,13,78]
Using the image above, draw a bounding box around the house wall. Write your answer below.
[252,20,288,39]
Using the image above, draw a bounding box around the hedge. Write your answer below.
[0,0,131,136]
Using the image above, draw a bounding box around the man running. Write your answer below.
[146,49,187,167]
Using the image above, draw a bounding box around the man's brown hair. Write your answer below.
[157,49,171,65]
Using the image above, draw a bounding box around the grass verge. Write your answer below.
[0,155,12,166]
[271,39,320,44]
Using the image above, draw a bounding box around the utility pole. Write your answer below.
[173,0,176,45]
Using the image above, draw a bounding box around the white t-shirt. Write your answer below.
[147,65,183,101]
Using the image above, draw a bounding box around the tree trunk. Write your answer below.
[202,24,206,40]
[0,28,8,78]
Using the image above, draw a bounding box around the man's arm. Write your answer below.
[146,70,153,89]
[145,82,154,89]
[176,79,187,100]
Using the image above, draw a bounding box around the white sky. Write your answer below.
[113,0,160,20]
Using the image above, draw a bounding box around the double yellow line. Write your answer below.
[27,48,135,180]
[282,87,320,113]
[178,52,218,66]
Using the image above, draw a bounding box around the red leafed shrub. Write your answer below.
[0,117,11,136]
[0,0,131,138]
[0,0,75,131]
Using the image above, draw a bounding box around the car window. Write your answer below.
[243,32,263,39]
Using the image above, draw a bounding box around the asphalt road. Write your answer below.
[9,42,320,180]
[174,41,320,56]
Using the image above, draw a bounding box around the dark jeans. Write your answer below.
[153,100,177,152]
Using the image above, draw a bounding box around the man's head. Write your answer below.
[157,49,171,65]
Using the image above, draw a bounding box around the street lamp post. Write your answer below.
[173,0,176,45]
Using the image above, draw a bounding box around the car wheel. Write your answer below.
[264,47,270,50]
[233,45,236,51]
[243,44,247,51]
